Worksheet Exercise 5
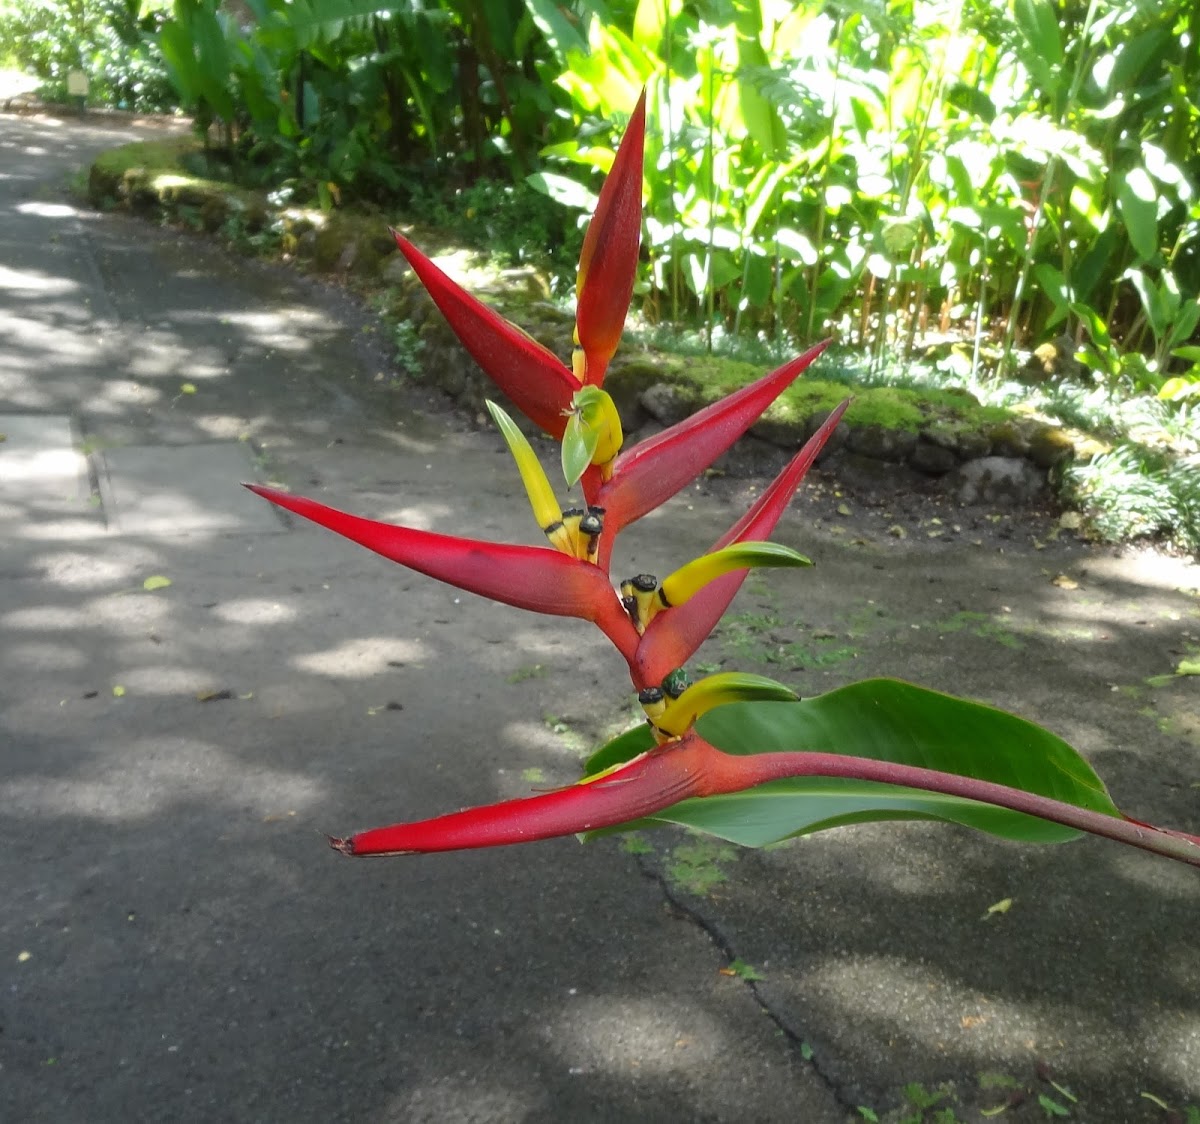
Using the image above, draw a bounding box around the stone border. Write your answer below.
[87,142,1093,508]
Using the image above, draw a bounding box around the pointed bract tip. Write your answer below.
[327,835,354,854]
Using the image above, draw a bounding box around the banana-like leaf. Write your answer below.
[586,679,1121,846]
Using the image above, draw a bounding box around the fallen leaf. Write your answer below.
[196,689,233,702]
[888,524,907,539]
[17,950,31,963]
[1059,511,1083,529]
[112,685,126,698]
[142,575,172,591]
[1051,574,1078,590]
[961,1014,988,1029]
[1175,658,1200,676]
[836,503,852,517]
[983,897,1013,919]
[180,383,197,395]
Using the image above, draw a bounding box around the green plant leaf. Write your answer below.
[1012,0,1062,93]
[561,413,598,488]
[1117,168,1159,263]
[526,171,597,213]
[586,680,1120,848]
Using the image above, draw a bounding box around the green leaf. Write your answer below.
[524,0,590,60]
[1013,0,1062,92]
[1038,1093,1070,1117]
[1164,299,1200,354]
[561,413,598,488]
[1117,168,1159,263]
[526,172,597,213]
[725,957,764,981]
[142,575,172,591]
[586,680,1119,848]
[585,720,655,775]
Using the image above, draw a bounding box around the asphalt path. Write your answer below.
[1,111,1198,1124]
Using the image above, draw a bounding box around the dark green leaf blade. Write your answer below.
[586,721,655,775]
[636,679,1119,847]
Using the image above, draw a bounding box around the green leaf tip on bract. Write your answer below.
[561,385,622,487]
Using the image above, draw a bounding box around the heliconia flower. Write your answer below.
[329,730,1200,865]
[245,484,639,663]
[572,88,647,387]
[390,229,578,437]
[584,339,832,567]
[630,400,850,688]
[619,541,811,634]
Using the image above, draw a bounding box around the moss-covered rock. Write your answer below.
[1027,424,1075,468]
[88,137,204,205]
[848,423,919,462]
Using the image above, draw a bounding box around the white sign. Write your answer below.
[67,70,89,97]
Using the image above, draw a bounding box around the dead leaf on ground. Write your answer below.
[1051,574,1079,590]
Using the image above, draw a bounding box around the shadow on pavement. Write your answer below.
[1,109,1198,1124]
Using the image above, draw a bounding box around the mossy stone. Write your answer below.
[844,388,924,432]
[848,423,919,462]
[911,438,959,475]
[1027,424,1075,468]
[120,168,158,212]
[310,225,346,271]
[199,194,229,232]
[989,420,1030,457]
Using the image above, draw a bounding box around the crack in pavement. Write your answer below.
[634,850,865,1119]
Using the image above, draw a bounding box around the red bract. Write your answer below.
[574,89,646,387]
[631,400,850,688]
[332,731,1200,867]
[584,339,833,566]
[390,230,578,437]
[246,484,639,662]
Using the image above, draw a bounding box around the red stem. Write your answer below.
[705,750,1200,869]
[334,733,1200,867]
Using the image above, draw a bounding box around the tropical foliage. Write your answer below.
[0,0,176,111]
[141,0,1200,405]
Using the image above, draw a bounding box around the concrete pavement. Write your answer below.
[1,110,1198,1123]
